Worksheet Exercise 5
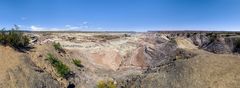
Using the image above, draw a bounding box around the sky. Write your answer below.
[0,0,240,31]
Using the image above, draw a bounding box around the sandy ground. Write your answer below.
[0,46,21,81]
[173,49,240,88]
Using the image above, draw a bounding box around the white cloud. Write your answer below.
[17,25,22,27]
[30,26,44,31]
[82,21,88,25]
[21,17,27,20]
[64,25,89,30]
[65,25,80,30]
[80,26,89,29]
[30,25,79,31]
[29,23,92,31]
[30,26,62,31]
[65,25,71,28]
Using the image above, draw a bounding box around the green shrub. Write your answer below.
[53,42,65,53]
[123,34,131,37]
[72,59,82,67]
[47,53,70,78]
[97,80,116,88]
[0,29,6,44]
[0,34,2,42]
[234,38,240,53]
[0,26,29,50]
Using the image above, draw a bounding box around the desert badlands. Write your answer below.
[1,31,240,88]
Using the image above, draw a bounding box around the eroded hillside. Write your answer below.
[1,32,240,88]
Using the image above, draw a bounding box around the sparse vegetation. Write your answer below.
[123,34,131,37]
[174,49,196,61]
[47,53,70,78]
[97,80,116,88]
[207,33,218,43]
[0,26,30,50]
[93,35,120,41]
[72,59,82,67]
[53,42,65,53]
[234,38,240,53]
[169,38,177,44]
[42,32,52,36]
[0,29,6,44]
[186,33,191,38]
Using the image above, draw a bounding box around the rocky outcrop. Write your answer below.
[190,33,210,47]
[166,32,240,54]
[144,41,177,67]
[201,37,231,54]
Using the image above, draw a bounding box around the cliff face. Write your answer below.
[1,32,240,88]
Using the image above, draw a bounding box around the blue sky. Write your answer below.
[0,0,240,31]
